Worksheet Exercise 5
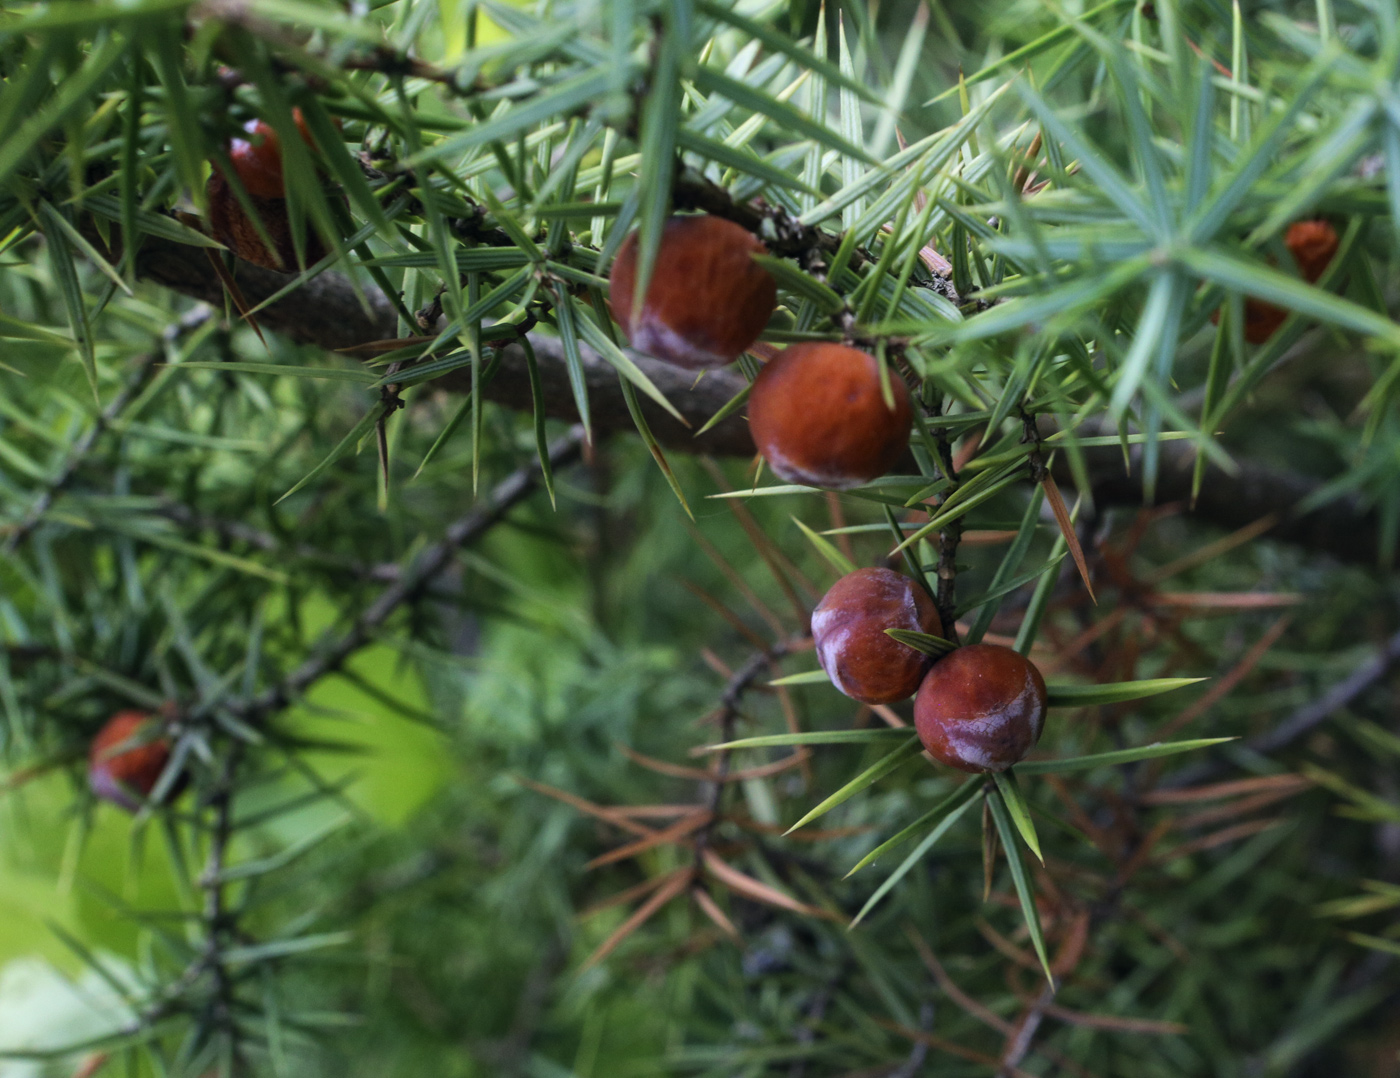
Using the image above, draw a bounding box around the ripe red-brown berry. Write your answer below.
[207,109,330,271]
[206,171,325,271]
[608,215,777,369]
[1285,218,1339,284]
[1240,296,1288,345]
[747,342,911,489]
[1218,219,1340,344]
[88,710,176,811]
[227,119,288,199]
[913,644,1047,773]
[223,110,320,200]
[811,568,943,705]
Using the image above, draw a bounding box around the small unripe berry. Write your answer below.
[608,215,777,369]
[88,711,177,811]
[913,644,1047,773]
[747,342,911,489]
[812,568,943,705]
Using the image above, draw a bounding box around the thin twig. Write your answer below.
[786,966,844,1078]
[998,983,1054,1076]
[931,411,963,637]
[235,428,584,721]
[1248,626,1400,755]
[199,743,245,1074]
[2,333,182,553]
[693,641,796,866]
[1161,624,1400,789]
[672,172,961,306]
[887,1002,935,1078]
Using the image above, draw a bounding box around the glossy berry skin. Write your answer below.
[748,342,911,489]
[608,215,777,369]
[227,119,288,199]
[88,711,176,812]
[224,111,320,200]
[811,568,943,705]
[913,644,1047,773]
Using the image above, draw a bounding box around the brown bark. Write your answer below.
[1067,440,1385,567]
[129,228,756,456]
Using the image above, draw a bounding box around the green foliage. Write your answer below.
[0,0,1398,1075]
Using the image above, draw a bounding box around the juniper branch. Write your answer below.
[112,228,1394,567]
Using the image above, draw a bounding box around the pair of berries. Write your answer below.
[811,568,1048,773]
[609,215,911,490]
[207,111,327,272]
[87,711,179,812]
